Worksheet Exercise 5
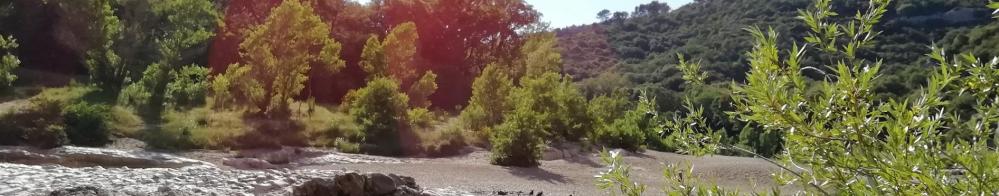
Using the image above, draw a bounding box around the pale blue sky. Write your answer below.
[352,0,693,27]
[527,0,692,27]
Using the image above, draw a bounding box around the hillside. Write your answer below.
[559,0,997,98]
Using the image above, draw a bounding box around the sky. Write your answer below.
[352,0,694,28]
[527,0,693,27]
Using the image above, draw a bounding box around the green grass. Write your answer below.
[291,102,363,149]
[155,107,247,149]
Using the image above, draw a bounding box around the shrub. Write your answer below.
[344,77,409,156]
[407,71,437,108]
[418,119,468,157]
[596,110,647,152]
[165,65,209,108]
[406,107,433,128]
[334,137,360,153]
[490,106,546,167]
[0,98,68,148]
[587,89,631,125]
[513,72,593,142]
[297,104,363,149]
[593,92,657,152]
[63,102,112,147]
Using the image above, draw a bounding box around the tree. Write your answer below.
[379,0,540,107]
[517,32,562,80]
[80,0,126,97]
[218,0,345,117]
[344,77,409,156]
[460,63,514,132]
[360,35,386,78]
[383,22,420,85]
[490,103,546,167]
[120,0,219,116]
[0,35,18,92]
[597,9,611,21]
[408,71,438,108]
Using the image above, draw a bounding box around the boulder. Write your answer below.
[293,172,427,196]
[292,178,338,196]
[334,172,366,196]
[365,173,398,195]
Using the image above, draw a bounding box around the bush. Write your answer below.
[334,137,360,153]
[417,118,468,157]
[513,72,594,142]
[344,77,409,156]
[593,92,657,152]
[595,111,647,152]
[0,98,68,148]
[406,107,433,128]
[297,103,363,149]
[166,65,210,108]
[63,102,112,147]
[490,107,546,167]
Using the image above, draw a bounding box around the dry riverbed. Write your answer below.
[0,142,788,196]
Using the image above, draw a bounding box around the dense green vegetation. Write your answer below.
[0,4,996,195]
[559,0,999,155]
[597,0,999,194]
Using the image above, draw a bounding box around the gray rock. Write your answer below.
[292,178,337,196]
[335,172,366,196]
[293,172,428,196]
[365,173,398,195]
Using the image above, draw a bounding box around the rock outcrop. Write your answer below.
[293,172,430,196]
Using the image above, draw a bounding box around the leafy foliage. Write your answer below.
[218,0,345,117]
[489,102,546,167]
[165,65,210,108]
[408,71,438,108]
[63,102,112,147]
[594,92,655,152]
[80,0,127,96]
[0,35,18,92]
[0,98,68,149]
[600,0,999,195]
[344,77,410,156]
[594,150,646,196]
[384,22,420,85]
[460,64,514,132]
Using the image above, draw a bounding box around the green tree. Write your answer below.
[517,32,562,80]
[219,0,345,117]
[81,0,126,97]
[490,103,546,167]
[360,35,386,78]
[460,63,514,132]
[0,35,18,92]
[344,77,410,156]
[384,22,420,85]
[408,71,438,108]
[120,0,219,116]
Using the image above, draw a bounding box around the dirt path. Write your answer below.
[298,150,790,196]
